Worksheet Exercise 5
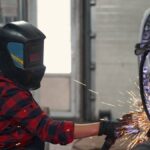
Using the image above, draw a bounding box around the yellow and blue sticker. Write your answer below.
[7,42,24,68]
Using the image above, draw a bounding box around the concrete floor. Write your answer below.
[49,136,128,150]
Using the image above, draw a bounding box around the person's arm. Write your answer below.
[74,120,121,139]
[74,122,100,139]
[1,88,74,145]
[1,87,121,145]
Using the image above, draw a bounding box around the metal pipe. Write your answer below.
[18,0,28,21]
[82,0,92,121]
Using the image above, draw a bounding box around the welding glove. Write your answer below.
[98,120,122,138]
[99,120,123,150]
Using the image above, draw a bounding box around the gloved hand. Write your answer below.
[99,120,123,150]
[98,120,122,138]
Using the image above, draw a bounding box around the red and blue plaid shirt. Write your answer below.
[0,75,74,149]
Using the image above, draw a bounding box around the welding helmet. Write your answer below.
[0,21,46,90]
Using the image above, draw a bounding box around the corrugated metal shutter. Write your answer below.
[93,0,150,119]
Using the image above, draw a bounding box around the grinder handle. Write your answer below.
[101,136,116,150]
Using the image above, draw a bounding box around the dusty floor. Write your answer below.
[49,136,129,150]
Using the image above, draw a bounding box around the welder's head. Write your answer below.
[0,21,46,90]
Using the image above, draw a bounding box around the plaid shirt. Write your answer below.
[0,75,74,149]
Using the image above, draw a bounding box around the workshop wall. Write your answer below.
[94,0,150,119]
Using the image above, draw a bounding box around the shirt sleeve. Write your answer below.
[1,88,74,145]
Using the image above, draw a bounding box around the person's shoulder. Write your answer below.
[0,75,31,96]
[0,75,19,89]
